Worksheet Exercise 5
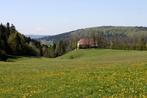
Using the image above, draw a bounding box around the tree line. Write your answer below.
[0,23,48,61]
[0,23,71,61]
[47,27,147,58]
[1,23,147,61]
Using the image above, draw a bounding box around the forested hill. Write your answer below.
[0,23,49,61]
[1,24,147,61]
[39,26,147,42]
[38,26,147,57]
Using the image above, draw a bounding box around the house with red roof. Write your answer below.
[77,38,98,49]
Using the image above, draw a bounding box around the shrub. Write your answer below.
[0,50,8,61]
[69,55,74,59]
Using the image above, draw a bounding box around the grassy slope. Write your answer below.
[0,49,147,97]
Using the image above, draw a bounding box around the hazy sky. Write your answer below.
[0,0,147,35]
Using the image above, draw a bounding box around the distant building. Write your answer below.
[77,38,98,49]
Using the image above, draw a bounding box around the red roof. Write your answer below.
[78,38,96,46]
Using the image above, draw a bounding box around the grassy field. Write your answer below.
[0,49,147,98]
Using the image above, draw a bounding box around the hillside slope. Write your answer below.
[0,23,47,60]
[60,49,147,64]
[39,26,147,42]
[39,26,147,53]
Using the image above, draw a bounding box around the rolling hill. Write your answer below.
[39,26,147,42]
[60,49,147,63]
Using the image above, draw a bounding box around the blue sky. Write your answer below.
[0,0,147,35]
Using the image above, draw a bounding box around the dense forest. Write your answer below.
[1,23,147,61]
[0,23,50,61]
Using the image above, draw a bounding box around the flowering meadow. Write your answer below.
[0,49,147,98]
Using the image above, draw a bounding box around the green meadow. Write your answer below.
[0,49,147,98]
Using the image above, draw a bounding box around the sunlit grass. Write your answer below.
[0,49,147,97]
